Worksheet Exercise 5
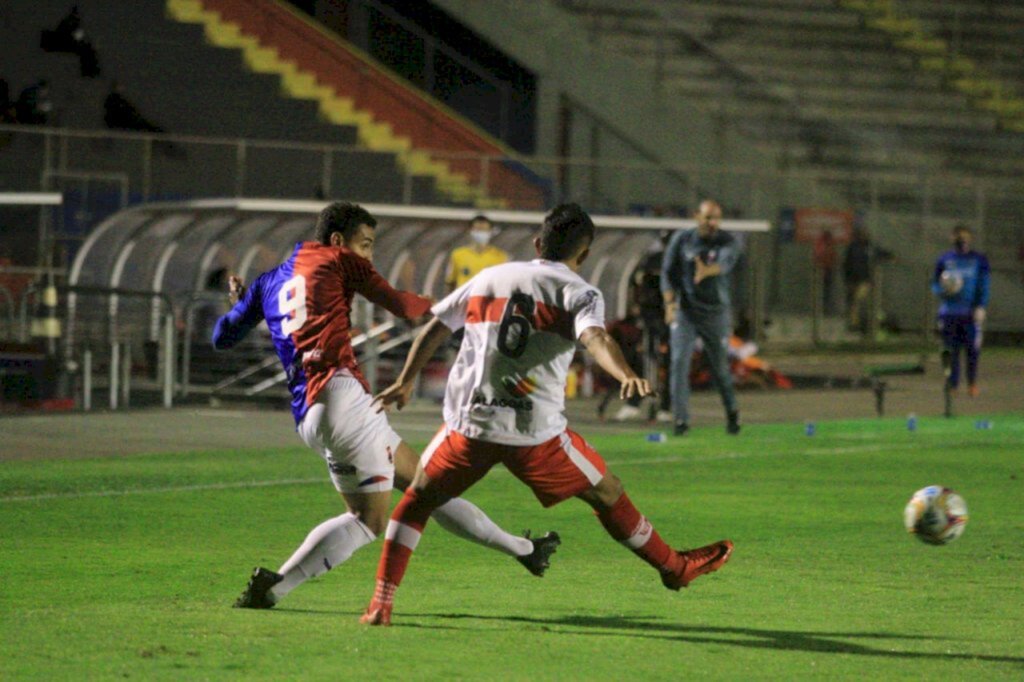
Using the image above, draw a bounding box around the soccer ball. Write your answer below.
[939,270,963,296]
[903,485,968,545]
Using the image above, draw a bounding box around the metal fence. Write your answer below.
[2,123,1022,337]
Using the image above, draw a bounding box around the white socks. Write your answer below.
[432,497,533,558]
[266,499,529,604]
[270,512,376,601]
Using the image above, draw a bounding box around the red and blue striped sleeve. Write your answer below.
[212,275,266,350]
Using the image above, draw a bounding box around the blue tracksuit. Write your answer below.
[931,249,990,388]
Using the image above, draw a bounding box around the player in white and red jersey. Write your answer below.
[215,202,560,610]
[362,203,733,625]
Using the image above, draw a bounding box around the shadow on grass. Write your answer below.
[410,613,1024,666]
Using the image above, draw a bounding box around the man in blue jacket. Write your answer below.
[932,224,990,397]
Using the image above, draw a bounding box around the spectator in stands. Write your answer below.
[15,80,52,125]
[40,5,101,78]
[444,214,508,293]
[842,228,892,333]
[813,229,837,315]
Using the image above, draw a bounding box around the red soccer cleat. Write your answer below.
[661,540,734,591]
[360,600,393,626]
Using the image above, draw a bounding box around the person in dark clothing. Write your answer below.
[41,5,101,77]
[631,231,672,421]
[842,228,892,333]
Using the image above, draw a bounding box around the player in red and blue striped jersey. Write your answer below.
[931,224,990,397]
[214,202,559,609]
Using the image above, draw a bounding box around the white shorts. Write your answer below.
[297,371,401,494]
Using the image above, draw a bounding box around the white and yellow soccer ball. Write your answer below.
[904,485,968,545]
[939,270,964,296]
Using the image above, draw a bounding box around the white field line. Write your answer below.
[0,445,852,504]
[0,477,324,503]
[804,445,888,455]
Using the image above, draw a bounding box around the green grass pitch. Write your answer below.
[2,414,1022,679]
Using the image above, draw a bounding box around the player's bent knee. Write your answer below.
[355,507,389,536]
[580,473,624,509]
[344,491,392,536]
[597,474,625,503]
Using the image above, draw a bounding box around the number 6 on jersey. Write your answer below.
[279,274,308,335]
[497,292,535,358]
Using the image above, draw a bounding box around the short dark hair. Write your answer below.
[315,202,376,245]
[470,214,492,227]
[539,203,595,261]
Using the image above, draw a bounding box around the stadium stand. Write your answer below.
[557,0,1024,180]
[166,0,546,208]
[2,0,1021,344]
[843,0,1024,132]
[0,0,546,207]
[427,0,1021,334]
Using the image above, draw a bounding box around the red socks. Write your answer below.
[372,490,435,604]
[597,494,681,575]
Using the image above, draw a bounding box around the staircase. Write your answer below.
[166,0,546,208]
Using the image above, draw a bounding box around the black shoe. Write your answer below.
[726,411,741,435]
[673,422,690,436]
[234,567,283,609]
[516,531,561,577]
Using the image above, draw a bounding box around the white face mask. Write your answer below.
[470,231,492,246]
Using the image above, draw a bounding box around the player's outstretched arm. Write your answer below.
[580,326,652,400]
[374,317,452,411]
[360,269,433,320]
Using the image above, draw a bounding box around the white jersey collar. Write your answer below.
[530,259,571,272]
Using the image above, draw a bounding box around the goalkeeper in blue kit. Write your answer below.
[931,225,990,397]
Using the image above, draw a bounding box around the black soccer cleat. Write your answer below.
[726,411,741,435]
[233,567,283,609]
[516,531,561,577]
[673,422,690,437]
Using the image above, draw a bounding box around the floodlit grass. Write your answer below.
[2,415,1022,679]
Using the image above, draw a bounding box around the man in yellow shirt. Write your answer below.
[445,215,509,293]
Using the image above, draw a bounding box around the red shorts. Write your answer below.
[419,427,608,507]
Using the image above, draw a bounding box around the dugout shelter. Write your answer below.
[65,199,770,402]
